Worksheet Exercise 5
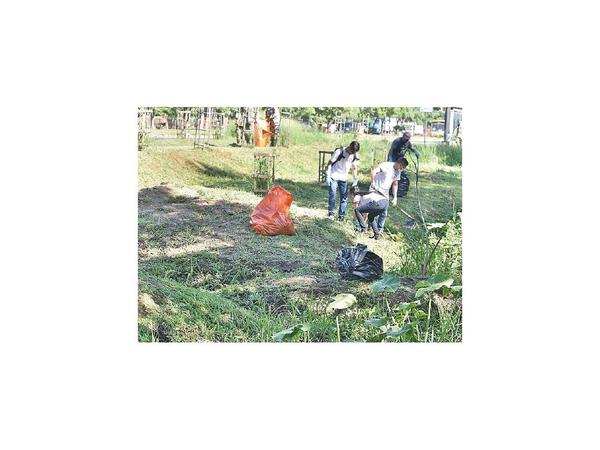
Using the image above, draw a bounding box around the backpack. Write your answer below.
[332,147,359,166]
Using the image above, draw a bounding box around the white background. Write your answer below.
[1,1,599,449]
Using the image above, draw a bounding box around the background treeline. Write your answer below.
[150,107,445,124]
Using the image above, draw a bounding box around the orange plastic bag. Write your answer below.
[254,119,271,147]
[249,186,296,236]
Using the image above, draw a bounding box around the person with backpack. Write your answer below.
[324,141,360,220]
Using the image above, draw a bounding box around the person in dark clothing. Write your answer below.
[388,131,420,161]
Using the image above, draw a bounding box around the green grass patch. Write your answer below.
[139,124,462,342]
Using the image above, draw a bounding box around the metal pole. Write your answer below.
[371,147,375,170]
[444,107,450,143]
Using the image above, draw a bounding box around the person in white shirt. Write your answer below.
[369,157,409,234]
[324,141,360,220]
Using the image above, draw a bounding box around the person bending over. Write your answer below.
[354,189,388,240]
[370,157,409,235]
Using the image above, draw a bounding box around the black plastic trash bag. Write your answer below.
[397,171,410,197]
[389,172,409,197]
[335,244,383,281]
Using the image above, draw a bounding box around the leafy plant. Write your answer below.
[327,293,356,342]
[272,324,311,342]
[371,274,413,294]
[364,317,389,327]
[365,269,462,342]
[415,274,454,298]
[366,321,415,342]
[371,274,402,293]
[326,293,357,312]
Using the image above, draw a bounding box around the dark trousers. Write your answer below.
[377,206,388,232]
[355,198,389,235]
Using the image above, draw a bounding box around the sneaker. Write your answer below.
[327,213,335,220]
[338,216,345,222]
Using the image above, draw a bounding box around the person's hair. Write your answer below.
[348,141,360,153]
[395,157,409,168]
[352,185,360,195]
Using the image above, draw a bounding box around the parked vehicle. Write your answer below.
[431,120,445,137]
[368,118,382,134]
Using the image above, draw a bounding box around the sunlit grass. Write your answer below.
[138,124,462,342]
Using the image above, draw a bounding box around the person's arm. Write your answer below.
[408,141,420,158]
[371,162,383,182]
[391,180,398,206]
[351,163,358,185]
[370,168,377,182]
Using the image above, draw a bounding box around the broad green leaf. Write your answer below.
[414,310,428,320]
[272,324,305,342]
[300,324,311,332]
[386,324,412,337]
[327,293,357,313]
[371,274,403,293]
[416,274,454,297]
[365,317,388,327]
[427,222,446,230]
[396,301,420,311]
[450,286,462,299]
[427,274,454,290]
[367,332,386,342]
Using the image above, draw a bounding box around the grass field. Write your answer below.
[138,122,462,342]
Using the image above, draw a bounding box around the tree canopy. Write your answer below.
[149,106,445,123]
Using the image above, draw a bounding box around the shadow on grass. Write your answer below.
[138,188,361,342]
[278,178,329,209]
[139,186,355,281]
[178,160,252,191]
[138,164,461,262]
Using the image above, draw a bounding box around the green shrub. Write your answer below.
[414,143,462,166]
